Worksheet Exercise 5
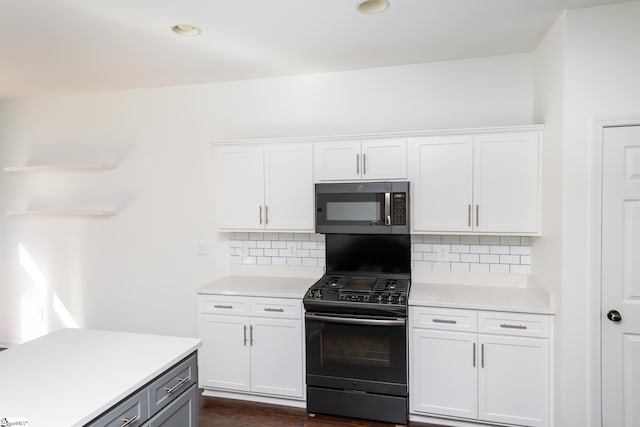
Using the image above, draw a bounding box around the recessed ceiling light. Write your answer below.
[171,24,201,37]
[356,0,390,14]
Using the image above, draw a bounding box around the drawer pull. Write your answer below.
[264,307,285,312]
[500,323,527,330]
[214,304,233,309]
[472,342,476,367]
[432,318,457,324]
[164,376,190,394]
[244,324,248,346]
[120,415,138,427]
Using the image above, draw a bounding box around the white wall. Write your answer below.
[0,101,9,346]
[0,54,535,345]
[532,13,566,427]
[558,2,640,426]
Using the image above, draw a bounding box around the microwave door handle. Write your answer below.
[384,192,391,225]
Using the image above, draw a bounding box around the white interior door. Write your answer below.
[602,125,640,427]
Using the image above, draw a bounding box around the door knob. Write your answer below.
[607,310,622,322]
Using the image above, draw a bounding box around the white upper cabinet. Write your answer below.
[214,142,314,232]
[314,139,407,182]
[410,129,541,235]
[473,132,539,233]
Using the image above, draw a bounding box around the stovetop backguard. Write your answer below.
[325,234,411,277]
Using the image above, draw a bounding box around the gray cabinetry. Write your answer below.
[86,353,198,427]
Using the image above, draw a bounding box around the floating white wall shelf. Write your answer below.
[6,209,118,217]
[4,163,115,173]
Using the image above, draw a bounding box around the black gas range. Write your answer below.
[304,274,410,317]
[303,233,411,425]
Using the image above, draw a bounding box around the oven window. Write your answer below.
[322,331,390,368]
[326,201,381,222]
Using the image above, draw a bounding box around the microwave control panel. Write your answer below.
[392,193,407,225]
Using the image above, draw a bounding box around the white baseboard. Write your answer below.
[201,388,306,409]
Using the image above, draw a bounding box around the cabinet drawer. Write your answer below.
[87,388,148,427]
[410,307,477,332]
[148,353,198,415]
[478,311,550,338]
[251,297,301,319]
[147,384,197,427]
[198,295,250,315]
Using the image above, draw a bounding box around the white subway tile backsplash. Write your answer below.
[460,253,480,263]
[451,262,470,272]
[229,233,532,274]
[460,235,480,244]
[490,264,510,273]
[470,263,490,273]
[511,246,531,255]
[500,255,521,264]
[249,248,264,257]
[510,264,531,274]
[480,236,500,245]
[451,244,470,253]
[480,254,500,264]
[489,245,510,255]
[414,243,433,252]
[433,262,451,272]
[470,245,490,254]
[499,236,521,245]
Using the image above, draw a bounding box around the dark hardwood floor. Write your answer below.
[199,393,444,427]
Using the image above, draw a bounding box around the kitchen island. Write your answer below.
[0,328,201,427]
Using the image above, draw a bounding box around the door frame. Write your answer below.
[590,114,640,427]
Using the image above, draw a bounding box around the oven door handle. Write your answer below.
[305,313,406,326]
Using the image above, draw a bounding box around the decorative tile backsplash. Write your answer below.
[229,233,531,274]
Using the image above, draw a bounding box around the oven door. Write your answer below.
[305,313,407,396]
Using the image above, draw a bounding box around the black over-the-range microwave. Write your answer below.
[315,181,409,234]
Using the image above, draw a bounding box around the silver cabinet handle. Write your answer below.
[384,192,391,225]
[432,318,457,324]
[356,153,360,175]
[468,204,471,227]
[214,304,233,309]
[473,342,476,367]
[243,324,247,346]
[264,307,284,312]
[481,343,485,368]
[265,205,268,225]
[259,205,263,224]
[120,415,138,427]
[164,376,190,394]
[363,153,367,175]
[250,324,254,345]
[476,204,479,227]
[500,323,527,330]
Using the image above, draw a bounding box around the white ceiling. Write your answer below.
[0,0,628,98]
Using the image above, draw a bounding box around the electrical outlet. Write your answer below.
[435,245,449,262]
[196,242,210,256]
[287,242,297,256]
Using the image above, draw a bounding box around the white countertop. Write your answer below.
[0,328,201,427]
[198,275,316,299]
[409,282,554,314]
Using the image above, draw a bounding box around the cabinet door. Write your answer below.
[249,317,304,398]
[478,334,549,427]
[146,385,197,427]
[473,132,539,233]
[314,141,362,181]
[264,142,314,231]
[361,139,407,180]
[410,136,474,232]
[198,314,250,392]
[410,329,478,419]
[214,144,265,230]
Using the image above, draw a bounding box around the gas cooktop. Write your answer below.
[303,274,411,317]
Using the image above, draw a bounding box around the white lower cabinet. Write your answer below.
[410,307,552,427]
[198,295,304,401]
